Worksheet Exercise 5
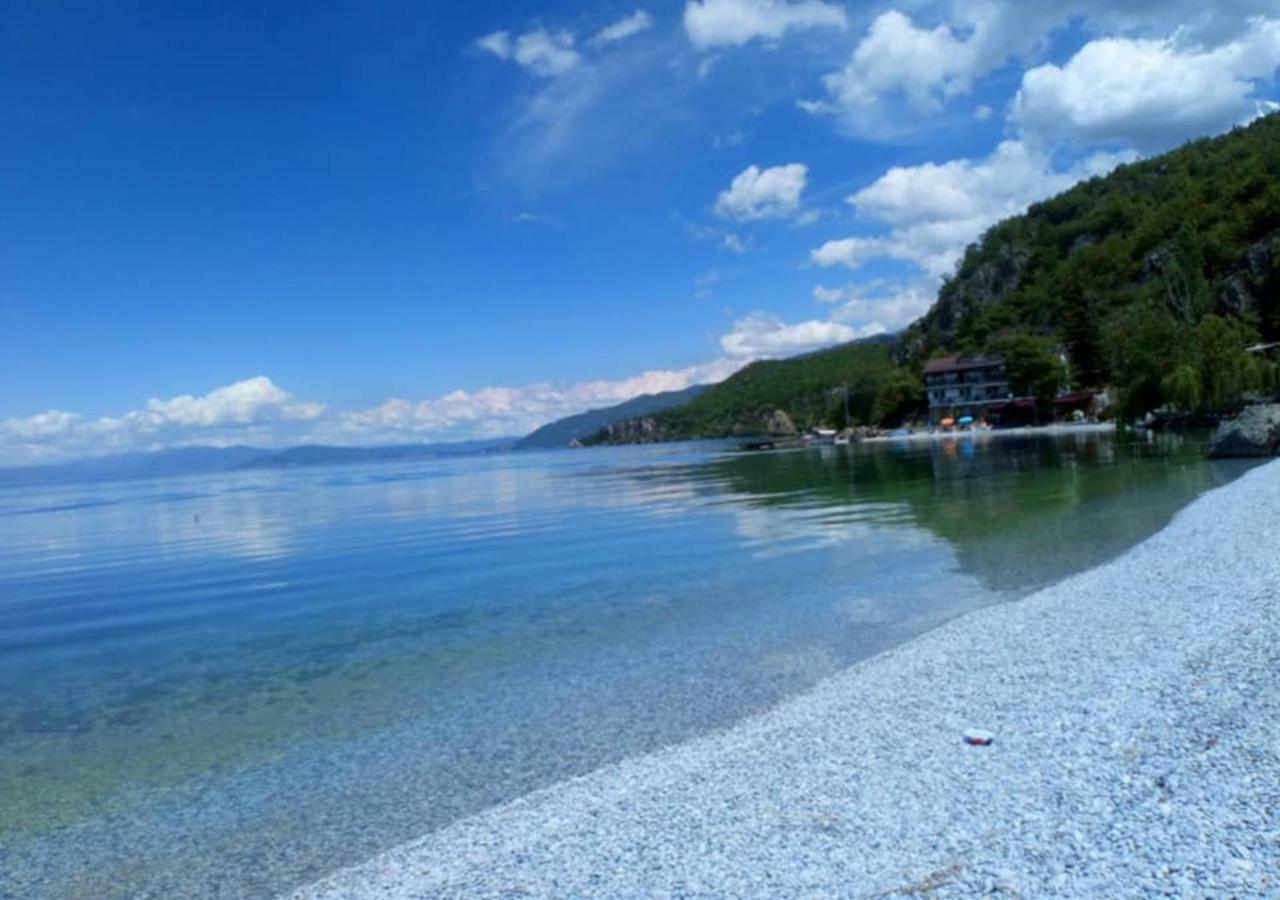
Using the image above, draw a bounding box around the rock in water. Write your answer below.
[1208,404,1280,458]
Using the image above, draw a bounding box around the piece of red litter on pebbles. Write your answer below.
[963,729,995,746]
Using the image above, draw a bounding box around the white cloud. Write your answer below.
[332,358,746,443]
[476,31,512,60]
[0,377,328,464]
[802,5,1057,134]
[811,235,896,270]
[801,3,1280,137]
[592,10,654,46]
[0,363,758,466]
[719,312,878,359]
[476,27,580,77]
[1013,18,1280,151]
[722,232,748,253]
[2,409,80,441]
[143,376,324,428]
[684,0,847,49]
[812,140,1135,280]
[817,281,936,332]
[487,19,703,187]
[513,29,580,77]
[714,163,808,220]
[818,11,982,113]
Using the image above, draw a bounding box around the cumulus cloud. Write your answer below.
[330,358,746,443]
[816,281,936,332]
[477,27,580,77]
[714,163,808,220]
[812,140,1135,280]
[801,5,1058,134]
[1013,18,1280,151]
[801,2,1280,137]
[0,377,327,464]
[592,10,654,46]
[719,312,879,359]
[143,376,324,428]
[3,409,81,440]
[811,11,985,115]
[684,0,847,49]
[0,363,757,466]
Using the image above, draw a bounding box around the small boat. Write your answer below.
[809,428,837,445]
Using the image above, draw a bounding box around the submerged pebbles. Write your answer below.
[294,461,1280,899]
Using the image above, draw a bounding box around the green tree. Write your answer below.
[1059,284,1106,387]
[992,333,1067,401]
[1195,314,1257,411]
[870,368,924,426]
[1161,365,1202,412]
[1163,225,1211,325]
[1102,302,1193,417]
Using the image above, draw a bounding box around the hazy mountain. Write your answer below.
[240,439,515,468]
[515,385,712,449]
[0,439,517,487]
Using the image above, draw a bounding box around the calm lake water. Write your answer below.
[0,431,1255,898]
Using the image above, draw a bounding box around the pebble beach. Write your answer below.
[292,459,1279,899]
[862,421,1118,445]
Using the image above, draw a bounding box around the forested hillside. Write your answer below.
[590,336,908,442]
[592,113,1280,442]
[903,112,1280,415]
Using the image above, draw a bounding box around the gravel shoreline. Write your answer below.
[291,460,1279,899]
[861,422,1116,445]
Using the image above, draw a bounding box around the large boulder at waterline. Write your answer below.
[1208,403,1280,458]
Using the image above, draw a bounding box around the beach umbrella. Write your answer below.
[939,417,956,427]
[957,415,974,425]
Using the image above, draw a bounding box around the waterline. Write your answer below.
[0,433,1256,897]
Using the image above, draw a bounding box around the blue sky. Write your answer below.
[3,0,1278,462]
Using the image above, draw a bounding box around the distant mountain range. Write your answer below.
[514,385,712,449]
[0,389,728,486]
[0,438,517,487]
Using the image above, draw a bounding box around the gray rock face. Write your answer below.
[1244,234,1276,278]
[596,416,663,443]
[1216,275,1255,317]
[765,409,796,436]
[929,243,1031,345]
[1208,403,1280,458]
[1215,233,1278,317]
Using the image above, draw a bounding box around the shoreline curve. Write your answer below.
[290,459,1279,899]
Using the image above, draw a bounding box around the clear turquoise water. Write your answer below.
[0,432,1254,898]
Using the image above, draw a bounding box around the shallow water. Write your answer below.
[0,431,1254,898]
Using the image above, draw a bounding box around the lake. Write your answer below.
[0,430,1254,898]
